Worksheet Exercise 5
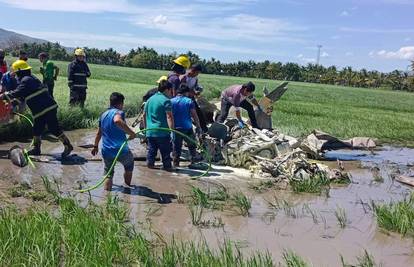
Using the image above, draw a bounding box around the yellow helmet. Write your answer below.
[74,48,86,56]
[173,55,190,69]
[157,75,168,84]
[12,60,32,72]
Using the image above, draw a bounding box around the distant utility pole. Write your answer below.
[316,45,322,65]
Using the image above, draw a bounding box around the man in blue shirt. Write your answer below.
[91,92,136,191]
[171,84,201,167]
[143,79,175,170]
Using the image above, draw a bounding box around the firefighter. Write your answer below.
[39,52,59,98]
[0,60,73,157]
[68,48,91,108]
[168,55,190,96]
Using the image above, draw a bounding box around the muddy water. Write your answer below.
[1,129,414,266]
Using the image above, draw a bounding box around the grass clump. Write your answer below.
[231,192,252,217]
[335,206,349,229]
[341,249,379,267]
[282,250,310,267]
[373,194,414,236]
[289,172,330,194]
[0,191,275,266]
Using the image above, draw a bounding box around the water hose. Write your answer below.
[13,112,35,168]
[77,127,212,193]
[10,111,212,192]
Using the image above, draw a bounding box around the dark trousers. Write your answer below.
[147,136,172,168]
[33,109,63,137]
[69,87,87,107]
[217,98,259,129]
[44,80,55,99]
[173,129,197,162]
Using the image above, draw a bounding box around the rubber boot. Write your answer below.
[58,134,73,158]
[27,136,41,156]
[173,158,180,168]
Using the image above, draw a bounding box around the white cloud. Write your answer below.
[321,52,329,58]
[153,15,167,25]
[340,11,349,17]
[340,27,414,34]
[12,29,282,56]
[297,54,303,58]
[130,13,305,43]
[370,46,414,60]
[0,0,138,13]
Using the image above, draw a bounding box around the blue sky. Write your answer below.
[0,0,412,72]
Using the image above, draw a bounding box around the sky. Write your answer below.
[0,0,412,72]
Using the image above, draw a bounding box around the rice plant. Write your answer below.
[231,192,252,217]
[188,204,204,226]
[282,250,310,267]
[335,206,349,229]
[373,195,414,236]
[340,250,378,267]
[289,172,330,194]
[266,196,301,219]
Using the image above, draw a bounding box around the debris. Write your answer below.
[254,82,289,130]
[395,175,414,187]
[301,130,376,159]
[8,145,27,167]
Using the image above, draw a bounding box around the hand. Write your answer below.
[238,120,245,129]
[128,132,136,140]
[91,146,99,156]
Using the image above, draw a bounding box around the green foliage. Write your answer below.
[289,173,330,194]
[373,194,414,236]
[335,206,349,229]
[0,194,275,266]
[282,250,310,267]
[231,192,252,217]
[341,250,378,267]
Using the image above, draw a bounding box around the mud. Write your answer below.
[1,129,414,266]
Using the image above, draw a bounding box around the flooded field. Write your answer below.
[1,129,414,266]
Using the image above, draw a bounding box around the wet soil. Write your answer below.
[1,129,414,266]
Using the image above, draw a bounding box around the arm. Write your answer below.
[4,79,28,99]
[67,63,74,87]
[114,113,136,139]
[166,111,174,129]
[91,128,102,156]
[190,108,201,129]
[54,65,60,80]
[85,63,91,77]
[142,111,147,128]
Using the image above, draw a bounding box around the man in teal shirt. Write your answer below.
[143,79,175,170]
[39,52,59,98]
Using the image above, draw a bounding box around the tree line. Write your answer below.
[5,42,414,92]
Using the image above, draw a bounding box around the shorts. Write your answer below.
[103,150,134,179]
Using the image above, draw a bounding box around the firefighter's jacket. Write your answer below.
[67,60,91,90]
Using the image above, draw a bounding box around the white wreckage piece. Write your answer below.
[204,123,350,183]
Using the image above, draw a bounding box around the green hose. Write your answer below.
[13,112,35,168]
[77,127,212,193]
[11,111,212,193]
